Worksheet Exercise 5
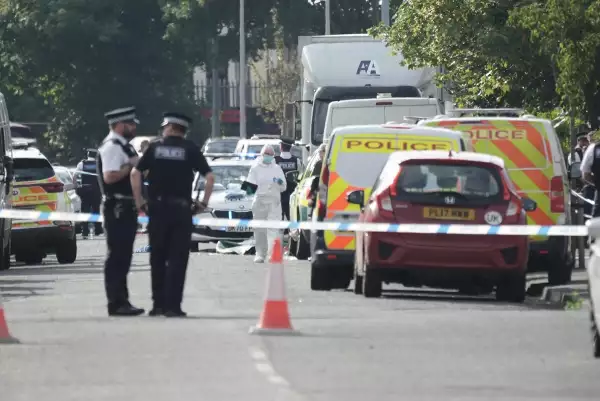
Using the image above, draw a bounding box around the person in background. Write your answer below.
[241,144,286,263]
[275,138,300,221]
[568,132,590,191]
[140,140,150,154]
[75,148,103,238]
[138,139,151,234]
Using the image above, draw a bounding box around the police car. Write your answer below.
[191,159,254,247]
[11,143,77,265]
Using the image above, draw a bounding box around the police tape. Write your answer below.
[0,208,591,237]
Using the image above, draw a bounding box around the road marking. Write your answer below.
[249,346,290,386]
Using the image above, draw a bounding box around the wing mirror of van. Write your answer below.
[522,198,537,212]
[346,190,365,207]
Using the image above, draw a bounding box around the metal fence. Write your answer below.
[194,81,269,109]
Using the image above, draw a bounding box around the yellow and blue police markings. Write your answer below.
[11,183,59,229]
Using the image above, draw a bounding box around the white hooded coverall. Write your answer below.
[246,153,287,259]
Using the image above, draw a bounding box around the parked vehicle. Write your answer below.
[202,137,240,161]
[351,150,534,301]
[11,142,77,265]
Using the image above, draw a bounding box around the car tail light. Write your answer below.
[388,167,403,197]
[42,182,64,193]
[374,188,394,217]
[550,176,565,213]
[317,163,330,221]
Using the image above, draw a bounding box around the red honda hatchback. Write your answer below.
[350,151,535,302]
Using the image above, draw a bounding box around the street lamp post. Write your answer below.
[239,0,247,139]
[325,0,331,35]
[381,0,390,26]
[211,26,229,139]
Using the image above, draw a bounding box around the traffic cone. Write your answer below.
[249,237,298,335]
[0,298,19,344]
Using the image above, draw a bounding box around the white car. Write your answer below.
[191,159,255,246]
[130,135,158,156]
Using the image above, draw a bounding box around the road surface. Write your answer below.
[0,236,598,401]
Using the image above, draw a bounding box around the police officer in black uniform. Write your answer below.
[97,107,145,317]
[275,138,300,220]
[131,112,214,317]
[76,149,103,238]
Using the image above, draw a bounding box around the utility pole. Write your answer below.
[381,0,390,26]
[239,0,247,139]
[325,0,331,35]
[211,38,220,139]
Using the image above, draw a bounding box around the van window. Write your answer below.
[14,158,54,182]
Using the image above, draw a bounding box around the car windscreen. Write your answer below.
[394,162,504,205]
[14,158,55,182]
[247,144,281,155]
[195,165,250,191]
[204,140,239,154]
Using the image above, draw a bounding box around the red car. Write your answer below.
[350,151,535,302]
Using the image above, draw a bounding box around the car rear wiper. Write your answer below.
[429,191,469,200]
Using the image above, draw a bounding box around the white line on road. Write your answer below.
[249,347,290,386]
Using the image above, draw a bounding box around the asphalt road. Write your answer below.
[0,235,598,401]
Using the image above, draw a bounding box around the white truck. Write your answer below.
[283,34,449,163]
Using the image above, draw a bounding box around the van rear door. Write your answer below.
[425,119,555,229]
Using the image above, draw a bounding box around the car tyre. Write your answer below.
[310,263,332,291]
[56,236,77,264]
[190,242,199,253]
[547,255,573,286]
[362,267,382,298]
[496,272,526,303]
[296,230,311,260]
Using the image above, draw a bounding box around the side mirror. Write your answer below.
[522,198,537,212]
[346,189,365,206]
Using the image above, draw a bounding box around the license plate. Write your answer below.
[423,207,475,221]
[226,226,253,233]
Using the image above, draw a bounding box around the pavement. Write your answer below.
[1,235,599,401]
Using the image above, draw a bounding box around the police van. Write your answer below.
[420,109,573,285]
[310,123,472,291]
[0,92,13,271]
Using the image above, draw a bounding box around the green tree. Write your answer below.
[509,0,600,127]
[371,0,559,112]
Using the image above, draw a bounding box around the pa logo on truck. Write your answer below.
[356,60,380,77]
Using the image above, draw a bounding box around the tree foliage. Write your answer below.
[372,0,600,127]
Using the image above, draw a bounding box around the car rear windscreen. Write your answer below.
[14,158,55,182]
[394,163,503,205]
[247,144,281,155]
[196,165,250,191]
[204,140,239,154]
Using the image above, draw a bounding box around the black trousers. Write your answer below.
[281,192,291,220]
[80,193,103,235]
[593,189,600,218]
[148,201,193,311]
[103,199,138,310]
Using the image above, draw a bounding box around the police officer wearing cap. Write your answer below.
[581,131,600,216]
[275,138,300,220]
[97,107,145,317]
[75,149,103,238]
[131,112,214,317]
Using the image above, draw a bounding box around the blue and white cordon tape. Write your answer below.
[0,208,590,237]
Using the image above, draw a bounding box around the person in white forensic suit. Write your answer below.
[241,144,286,263]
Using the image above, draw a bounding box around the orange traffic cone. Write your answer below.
[0,298,19,344]
[249,237,298,335]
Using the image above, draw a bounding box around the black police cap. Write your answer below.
[105,107,139,125]
[161,112,192,129]
[577,132,590,140]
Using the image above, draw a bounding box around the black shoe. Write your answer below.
[164,310,187,318]
[148,307,165,317]
[108,304,145,317]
